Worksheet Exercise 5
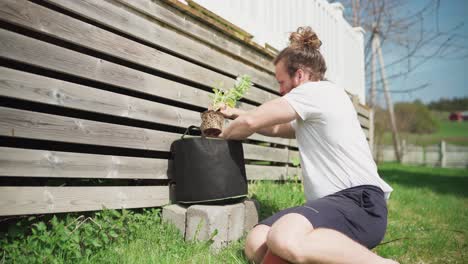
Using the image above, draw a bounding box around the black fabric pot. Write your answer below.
[170,129,247,204]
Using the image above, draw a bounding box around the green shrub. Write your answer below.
[375,101,439,135]
[394,101,439,134]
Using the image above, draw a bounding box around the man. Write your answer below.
[218,26,397,264]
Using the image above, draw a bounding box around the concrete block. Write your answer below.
[162,204,187,237]
[243,199,259,234]
[186,205,229,250]
[225,203,245,241]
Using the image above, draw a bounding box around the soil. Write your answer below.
[200,110,224,137]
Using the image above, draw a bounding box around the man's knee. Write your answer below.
[244,224,270,263]
[266,213,312,263]
[266,232,306,263]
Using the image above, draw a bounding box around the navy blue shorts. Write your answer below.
[258,185,387,249]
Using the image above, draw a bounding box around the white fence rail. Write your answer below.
[192,0,366,103]
[376,141,468,168]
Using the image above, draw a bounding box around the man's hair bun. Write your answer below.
[289,26,322,50]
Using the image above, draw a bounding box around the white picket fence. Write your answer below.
[376,141,468,168]
[193,0,366,104]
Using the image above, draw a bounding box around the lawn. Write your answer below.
[434,120,468,138]
[92,164,468,264]
[374,163,468,263]
[2,164,467,263]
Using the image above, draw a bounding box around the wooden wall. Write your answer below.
[0,0,370,216]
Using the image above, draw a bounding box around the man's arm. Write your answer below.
[219,98,298,140]
[257,123,295,138]
[220,105,295,138]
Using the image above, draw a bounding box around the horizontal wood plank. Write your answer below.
[0,147,168,179]
[0,67,293,147]
[243,144,289,163]
[0,27,292,146]
[245,165,287,180]
[0,186,169,216]
[14,0,275,103]
[358,115,370,129]
[362,127,370,139]
[0,147,295,182]
[288,150,300,164]
[0,30,333,149]
[244,145,298,164]
[118,0,277,83]
[289,139,298,148]
[0,106,181,151]
[246,165,302,181]
[0,0,373,217]
[287,166,303,180]
[446,144,468,152]
[356,104,370,118]
[0,107,297,163]
[115,0,276,77]
[0,67,201,128]
[250,133,293,147]
[0,28,218,109]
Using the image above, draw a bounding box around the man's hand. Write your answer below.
[217,98,298,140]
[218,104,236,119]
[217,103,246,120]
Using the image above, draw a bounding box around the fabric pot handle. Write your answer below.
[181,125,202,139]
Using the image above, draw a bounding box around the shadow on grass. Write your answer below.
[250,194,285,221]
[378,167,468,198]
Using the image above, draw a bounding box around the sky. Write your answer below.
[375,0,468,104]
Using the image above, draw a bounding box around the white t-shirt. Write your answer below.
[283,81,393,201]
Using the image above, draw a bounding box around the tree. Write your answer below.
[427,96,468,112]
[337,0,466,162]
[338,0,467,92]
[394,101,439,134]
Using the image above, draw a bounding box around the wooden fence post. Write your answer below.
[440,140,446,168]
[422,145,426,166]
[401,139,406,164]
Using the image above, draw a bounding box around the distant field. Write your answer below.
[381,111,468,146]
[435,120,468,138]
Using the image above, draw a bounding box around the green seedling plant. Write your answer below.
[210,75,252,111]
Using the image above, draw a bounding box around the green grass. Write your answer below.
[3,165,467,263]
[434,120,468,138]
[77,180,306,264]
[80,220,246,264]
[87,165,467,263]
[375,163,468,263]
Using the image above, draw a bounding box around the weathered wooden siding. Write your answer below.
[0,0,370,216]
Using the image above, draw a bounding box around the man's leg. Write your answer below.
[245,224,270,263]
[266,213,398,264]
